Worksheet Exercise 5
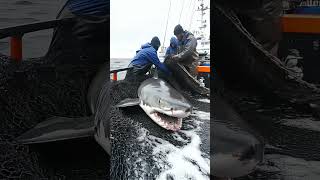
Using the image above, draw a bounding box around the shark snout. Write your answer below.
[156,98,192,118]
[212,138,264,178]
[169,109,191,118]
[165,104,192,118]
[212,123,264,178]
[212,146,262,178]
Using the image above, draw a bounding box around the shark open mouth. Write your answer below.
[151,112,182,131]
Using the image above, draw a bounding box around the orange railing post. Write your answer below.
[10,36,22,62]
[197,66,210,73]
[113,72,118,81]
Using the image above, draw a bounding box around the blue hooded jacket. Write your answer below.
[129,43,171,75]
[66,0,109,16]
[165,37,179,56]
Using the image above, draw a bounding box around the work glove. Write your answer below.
[171,55,179,61]
[164,55,173,63]
[165,55,179,65]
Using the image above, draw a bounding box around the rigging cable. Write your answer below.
[178,0,186,24]
[188,0,197,30]
[184,0,194,26]
[163,0,172,48]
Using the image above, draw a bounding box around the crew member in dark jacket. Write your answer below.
[46,0,109,65]
[164,24,209,96]
[125,37,171,82]
[168,24,199,77]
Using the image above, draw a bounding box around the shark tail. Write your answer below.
[16,116,94,144]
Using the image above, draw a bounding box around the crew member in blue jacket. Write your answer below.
[165,37,179,58]
[125,37,171,82]
[46,0,108,64]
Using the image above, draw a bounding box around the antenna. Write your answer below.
[196,0,209,37]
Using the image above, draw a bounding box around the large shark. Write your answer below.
[16,62,111,155]
[116,77,192,131]
[212,95,264,178]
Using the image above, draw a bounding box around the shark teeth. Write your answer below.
[140,103,184,131]
[151,112,182,131]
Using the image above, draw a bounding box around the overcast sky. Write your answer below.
[110,0,210,58]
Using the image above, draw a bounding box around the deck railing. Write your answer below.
[110,67,133,81]
[0,18,210,81]
[0,18,73,61]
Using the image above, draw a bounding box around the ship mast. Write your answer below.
[195,0,209,39]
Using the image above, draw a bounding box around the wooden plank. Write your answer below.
[0,18,73,39]
[282,14,320,34]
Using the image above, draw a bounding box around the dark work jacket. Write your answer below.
[175,31,199,77]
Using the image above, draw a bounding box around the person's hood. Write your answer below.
[170,37,178,47]
[67,0,109,16]
[141,43,153,49]
[136,43,154,54]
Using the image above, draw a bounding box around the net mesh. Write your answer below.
[0,53,107,179]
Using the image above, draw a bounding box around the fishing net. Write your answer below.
[213,3,320,105]
[0,51,210,179]
[0,53,107,179]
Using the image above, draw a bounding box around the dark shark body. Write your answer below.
[116,77,192,131]
[212,95,264,178]
[16,62,111,155]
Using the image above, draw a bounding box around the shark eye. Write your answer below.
[159,99,163,106]
[159,99,171,109]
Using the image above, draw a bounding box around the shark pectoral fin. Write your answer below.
[16,116,94,144]
[116,98,140,108]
